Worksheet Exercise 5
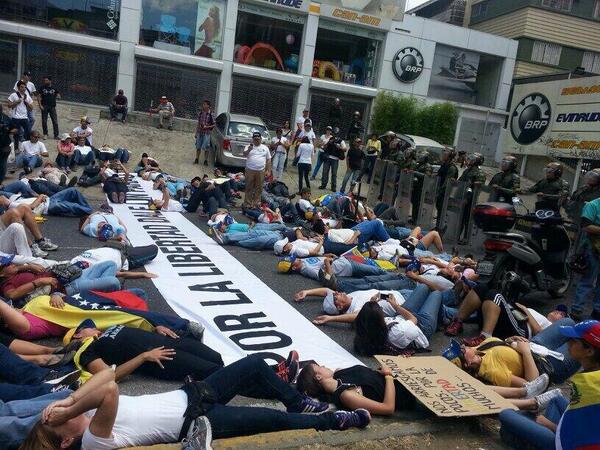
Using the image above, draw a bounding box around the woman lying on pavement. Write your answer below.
[498,320,600,450]
[22,355,371,450]
[276,254,386,281]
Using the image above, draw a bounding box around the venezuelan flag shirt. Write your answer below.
[556,369,600,450]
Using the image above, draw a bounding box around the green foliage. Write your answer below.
[371,91,458,145]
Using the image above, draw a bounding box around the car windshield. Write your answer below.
[228,122,269,139]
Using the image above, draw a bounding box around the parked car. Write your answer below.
[380,133,449,172]
[211,112,271,167]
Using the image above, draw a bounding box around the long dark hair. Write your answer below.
[354,302,388,356]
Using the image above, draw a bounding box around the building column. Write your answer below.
[117,0,142,104]
[216,0,239,113]
[572,158,583,192]
[453,114,463,148]
[296,12,318,117]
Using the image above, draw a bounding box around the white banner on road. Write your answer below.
[112,176,362,368]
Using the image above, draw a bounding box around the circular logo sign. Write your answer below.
[510,93,552,145]
[392,47,424,83]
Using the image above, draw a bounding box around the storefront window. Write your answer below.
[135,60,219,119]
[23,41,118,105]
[0,0,120,40]
[313,21,383,87]
[309,91,370,137]
[0,36,19,93]
[139,0,226,59]
[234,3,304,74]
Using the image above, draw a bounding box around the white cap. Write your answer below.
[323,290,337,315]
[273,237,289,255]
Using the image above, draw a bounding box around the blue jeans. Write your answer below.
[0,343,56,401]
[65,260,120,295]
[572,245,600,315]
[55,153,73,168]
[223,230,283,250]
[530,318,581,383]
[348,260,386,277]
[16,153,41,169]
[48,187,92,216]
[387,226,412,240]
[10,118,30,142]
[340,168,360,193]
[203,355,338,438]
[195,133,211,150]
[311,151,324,178]
[29,179,64,196]
[272,152,286,180]
[0,181,37,198]
[337,273,416,293]
[499,395,568,450]
[73,149,94,165]
[0,391,71,449]
[352,220,390,245]
[402,285,442,338]
[323,237,355,255]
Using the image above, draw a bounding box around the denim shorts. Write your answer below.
[195,133,211,150]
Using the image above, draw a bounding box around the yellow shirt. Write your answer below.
[477,338,524,387]
[366,139,381,155]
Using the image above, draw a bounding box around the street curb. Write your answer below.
[129,416,476,449]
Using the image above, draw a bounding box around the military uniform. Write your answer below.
[410,162,433,221]
[436,162,459,226]
[526,177,570,211]
[458,166,486,239]
[488,171,521,203]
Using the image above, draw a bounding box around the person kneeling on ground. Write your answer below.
[22,355,371,450]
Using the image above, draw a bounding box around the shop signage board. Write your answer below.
[375,355,517,417]
[245,0,311,12]
[317,3,392,30]
[393,47,425,83]
[501,75,600,160]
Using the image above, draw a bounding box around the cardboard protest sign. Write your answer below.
[375,355,517,417]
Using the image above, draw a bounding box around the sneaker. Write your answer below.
[68,176,78,187]
[182,416,212,450]
[445,318,463,336]
[274,350,299,383]
[334,409,371,430]
[211,227,224,245]
[186,321,205,342]
[318,268,337,290]
[59,174,67,186]
[24,165,32,174]
[287,394,330,414]
[45,351,76,368]
[43,134,48,140]
[31,243,49,258]
[193,158,199,165]
[204,160,208,166]
[462,334,487,347]
[50,379,81,393]
[168,125,173,131]
[43,368,81,385]
[54,340,83,354]
[524,373,550,399]
[37,238,59,251]
[535,388,562,411]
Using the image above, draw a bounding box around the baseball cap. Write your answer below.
[323,291,337,315]
[80,116,90,124]
[23,71,31,76]
[560,320,600,348]
[160,96,167,100]
[252,131,262,138]
[98,223,115,242]
[277,256,296,273]
[59,133,71,141]
[442,339,464,368]
[63,318,97,345]
[273,237,289,255]
[0,254,15,267]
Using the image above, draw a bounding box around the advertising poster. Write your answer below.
[375,355,516,417]
[194,0,225,59]
[428,44,480,104]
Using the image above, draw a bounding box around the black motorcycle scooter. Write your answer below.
[473,197,572,298]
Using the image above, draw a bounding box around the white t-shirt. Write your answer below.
[245,144,271,171]
[7,92,32,119]
[73,126,93,145]
[162,199,185,212]
[526,308,553,336]
[386,315,429,349]
[81,390,187,449]
[13,80,36,96]
[298,129,316,143]
[323,288,401,316]
[71,247,128,271]
[290,239,324,257]
[318,134,332,150]
[20,140,47,157]
[296,143,314,165]
[371,239,409,261]
[297,198,314,212]
[74,144,93,156]
[271,136,288,154]
[327,228,355,243]
[9,196,50,215]
[299,256,353,279]
[296,115,311,129]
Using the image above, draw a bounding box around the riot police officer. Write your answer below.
[525,162,569,212]
[436,148,459,228]
[346,111,364,142]
[488,155,521,203]
[458,152,486,242]
[566,168,600,224]
[410,149,433,222]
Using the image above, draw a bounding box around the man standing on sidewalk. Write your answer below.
[243,132,271,209]
[194,100,215,166]
[14,71,36,129]
[7,81,33,143]
[38,76,60,139]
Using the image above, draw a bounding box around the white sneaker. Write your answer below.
[524,373,550,398]
[31,243,49,258]
[181,416,212,450]
[535,388,562,411]
[37,238,59,251]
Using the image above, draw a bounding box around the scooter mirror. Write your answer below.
[512,197,522,205]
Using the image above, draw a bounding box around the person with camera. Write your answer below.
[7,81,33,143]
[319,128,346,192]
[270,127,290,181]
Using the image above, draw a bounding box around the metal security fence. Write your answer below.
[134,60,219,120]
[22,40,118,106]
[308,91,370,138]
[230,76,297,131]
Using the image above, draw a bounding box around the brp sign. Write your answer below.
[392,47,424,83]
[510,93,552,145]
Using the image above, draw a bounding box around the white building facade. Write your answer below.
[0,0,516,159]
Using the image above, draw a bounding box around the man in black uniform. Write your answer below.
[488,155,520,203]
[436,148,459,228]
[525,162,569,212]
[37,76,60,140]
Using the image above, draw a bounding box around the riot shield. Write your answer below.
[367,159,387,206]
[468,185,492,248]
[393,170,413,224]
[381,163,398,206]
[441,180,467,246]
[415,175,439,230]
